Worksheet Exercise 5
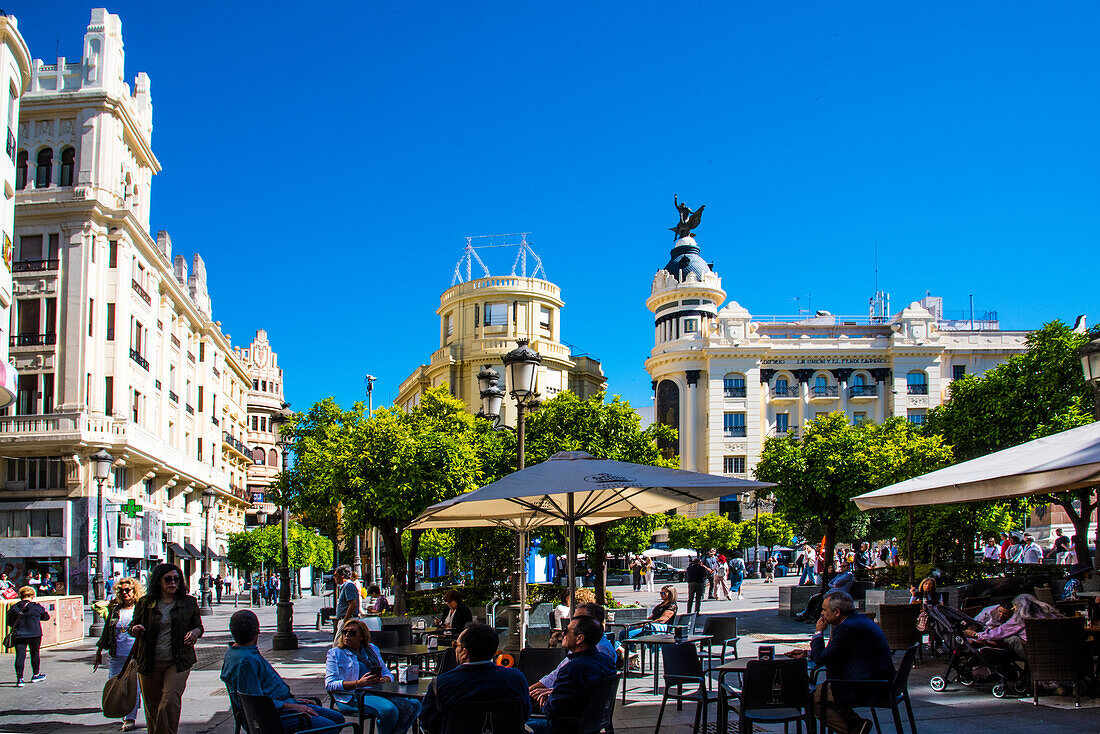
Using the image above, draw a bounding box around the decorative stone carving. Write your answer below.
[760,369,777,384]
[724,442,748,453]
[908,396,929,407]
[60,119,74,135]
[35,120,52,137]
[686,369,702,386]
[870,368,892,382]
[793,369,815,384]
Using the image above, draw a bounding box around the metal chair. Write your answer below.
[363,617,382,631]
[653,642,719,734]
[231,690,327,734]
[700,615,739,669]
[442,696,529,734]
[1023,617,1090,707]
[516,646,567,687]
[878,604,923,657]
[530,674,620,734]
[729,659,811,734]
[238,693,361,734]
[818,644,919,734]
[438,646,459,675]
[369,629,398,649]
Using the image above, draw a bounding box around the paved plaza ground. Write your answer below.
[0,576,1097,733]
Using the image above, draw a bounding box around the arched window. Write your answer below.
[849,372,875,398]
[268,448,278,467]
[15,150,27,190]
[35,148,53,188]
[723,372,746,398]
[814,374,828,396]
[59,147,75,186]
[774,373,795,397]
[656,380,680,460]
[252,447,265,465]
[907,371,928,395]
[851,374,866,386]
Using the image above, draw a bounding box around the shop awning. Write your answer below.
[167,542,199,560]
[184,543,204,560]
[205,547,230,564]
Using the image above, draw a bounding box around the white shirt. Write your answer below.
[113,607,136,658]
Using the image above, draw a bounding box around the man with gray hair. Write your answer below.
[789,591,893,734]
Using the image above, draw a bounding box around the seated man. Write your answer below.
[797,562,854,622]
[973,600,1013,629]
[789,591,893,734]
[528,615,616,733]
[221,610,345,732]
[530,603,618,703]
[419,623,529,734]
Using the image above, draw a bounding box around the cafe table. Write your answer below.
[621,633,712,702]
[377,644,447,675]
[354,678,435,734]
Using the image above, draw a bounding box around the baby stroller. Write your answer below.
[924,604,1027,698]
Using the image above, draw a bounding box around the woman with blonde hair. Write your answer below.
[325,619,420,734]
[96,576,144,731]
[6,585,49,687]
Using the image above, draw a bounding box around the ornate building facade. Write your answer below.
[0,10,251,595]
[235,329,286,514]
[644,208,1029,517]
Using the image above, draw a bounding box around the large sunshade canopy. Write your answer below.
[852,421,1100,510]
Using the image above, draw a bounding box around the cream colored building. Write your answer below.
[396,242,605,424]
[235,329,286,514]
[645,229,1028,517]
[0,17,31,407]
[0,10,251,596]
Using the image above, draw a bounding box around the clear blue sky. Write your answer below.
[12,2,1100,412]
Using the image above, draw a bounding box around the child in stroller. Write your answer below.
[924,603,1028,698]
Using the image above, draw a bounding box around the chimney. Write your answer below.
[174,254,187,285]
[157,230,172,259]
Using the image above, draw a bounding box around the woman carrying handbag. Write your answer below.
[96,577,144,731]
[6,585,49,686]
[128,563,203,734]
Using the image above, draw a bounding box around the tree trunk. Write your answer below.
[592,523,608,605]
[407,529,423,608]
[823,520,836,574]
[379,527,408,615]
[1053,489,1096,570]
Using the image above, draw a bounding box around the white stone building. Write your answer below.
[235,329,286,514]
[645,223,1028,518]
[0,10,251,596]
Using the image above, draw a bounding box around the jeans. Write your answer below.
[687,582,704,613]
[108,651,141,720]
[527,718,555,734]
[337,694,421,734]
[281,704,344,733]
[632,572,641,591]
[12,636,41,680]
[799,565,816,585]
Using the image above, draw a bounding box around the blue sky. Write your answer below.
[11,2,1100,412]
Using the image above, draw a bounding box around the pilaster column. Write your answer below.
[685,370,701,472]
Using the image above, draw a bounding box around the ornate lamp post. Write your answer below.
[741,491,773,579]
[1078,335,1100,421]
[269,402,298,650]
[88,448,114,637]
[199,487,217,615]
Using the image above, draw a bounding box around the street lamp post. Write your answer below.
[88,449,114,637]
[270,402,298,650]
[1077,334,1100,577]
[199,487,216,615]
[741,491,773,579]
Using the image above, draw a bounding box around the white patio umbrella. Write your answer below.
[642,548,670,558]
[668,548,697,557]
[410,450,772,647]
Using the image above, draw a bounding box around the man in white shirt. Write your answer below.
[1019,535,1043,564]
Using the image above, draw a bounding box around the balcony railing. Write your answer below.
[223,431,250,458]
[10,333,57,347]
[171,334,180,348]
[14,259,59,273]
[185,404,194,415]
[723,426,747,438]
[155,380,162,389]
[723,386,747,398]
[848,384,878,398]
[130,348,149,370]
[212,366,221,378]
[106,328,114,340]
[169,390,179,403]
[773,385,799,397]
[812,385,839,397]
[211,416,220,427]
[187,352,196,364]
[6,128,14,159]
[132,279,151,305]
[907,384,929,395]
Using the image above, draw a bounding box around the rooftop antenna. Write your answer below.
[451,233,546,285]
[509,233,546,279]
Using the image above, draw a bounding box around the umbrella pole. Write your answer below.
[518,529,528,650]
[567,493,576,617]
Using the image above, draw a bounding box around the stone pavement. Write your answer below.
[0,578,1097,733]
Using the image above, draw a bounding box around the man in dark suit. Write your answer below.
[528,615,616,733]
[419,623,529,734]
[790,590,893,734]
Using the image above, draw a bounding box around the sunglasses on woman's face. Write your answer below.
[162,576,181,584]
[118,587,133,593]
[341,629,358,637]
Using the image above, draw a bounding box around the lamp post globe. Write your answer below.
[199,488,217,615]
[502,339,541,402]
[1078,336,1100,420]
[88,448,114,637]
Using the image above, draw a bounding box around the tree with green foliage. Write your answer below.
[755,413,953,566]
[926,320,1097,568]
[665,513,743,554]
[227,522,333,575]
[753,513,795,551]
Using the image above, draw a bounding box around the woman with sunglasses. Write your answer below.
[95,576,145,731]
[128,563,203,734]
[325,619,420,734]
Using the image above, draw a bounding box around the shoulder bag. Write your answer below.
[3,602,27,648]
[102,628,140,717]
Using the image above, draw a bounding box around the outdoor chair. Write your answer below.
[877,604,922,656]
[677,612,698,636]
[369,629,398,649]
[700,615,739,670]
[1034,587,1056,604]
[653,642,719,734]
[231,689,328,734]
[363,617,382,631]
[441,696,528,734]
[324,691,380,734]
[530,674,620,734]
[438,646,459,675]
[817,643,920,734]
[1024,617,1090,707]
[238,693,361,734]
[516,646,567,687]
[726,658,810,734]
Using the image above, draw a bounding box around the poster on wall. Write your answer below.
[2,233,11,271]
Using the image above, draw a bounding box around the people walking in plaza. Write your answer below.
[982,537,1000,562]
[703,549,721,599]
[214,574,224,604]
[1051,528,1072,564]
[325,618,420,734]
[223,610,346,732]
[762,554,776,583]
[685,557,710,613]
[95,576,143,731]
[128,563,203,734]
[1019,534,1043,564]
[333,565,360,644]
[643,555,655,594]
[728,551,747,599]
[714,554,730,600]
[797,544,815,585]
[629,555,643,591]
[7,586,49,687]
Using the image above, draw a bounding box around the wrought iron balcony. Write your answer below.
[848,384,878,398]
[907,384,929,395]
[723,386,747,398]
[772,385,799,398]
[6,129,15,159]
[212,366,221,378]
[132,279,151,305]
[130,348,149,370]
[171,334,180,348]
[723,426,747,438]
[10,333,57,347]
[185,404,194,415]
[169,390,179,403]
[14,259,59,273]
[187,352,196,364]
[811,385,839,397]
[223,431,250,458]
[211,416,220,427]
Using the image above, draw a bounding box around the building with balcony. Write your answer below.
[644,213,1028,518]
[395,239,606,424]
[235,329,286,515]
[0,10,251,596]
[0,17,31,407]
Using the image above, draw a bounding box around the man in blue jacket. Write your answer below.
[529,615,616,733]
[790,591,893,734]
[419,623,529,734]
[220,610,345,732]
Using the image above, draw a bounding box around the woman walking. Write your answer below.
[95,576,143,731]
[129,563,203,734]
[643,555,656,594]
[728,551,747,600]
[714,554,731,600]
[7,586,49,686]
[325,619,420,734]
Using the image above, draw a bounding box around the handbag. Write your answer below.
[916,605,930,632]
[3,602,26,648]
[102,637,140,718]
[1,588,16,600]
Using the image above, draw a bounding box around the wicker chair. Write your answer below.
[1054,601,1088,617]
[1023,617,1090,707]
[1034,587,1055,604]
[878,604,922,655]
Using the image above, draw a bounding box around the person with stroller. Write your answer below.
[963,593,1062,660]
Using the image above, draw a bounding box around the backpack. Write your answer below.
[729,558,745,581]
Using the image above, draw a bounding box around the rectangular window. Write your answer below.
[16,373,37,415]
[723,377,746,398]
[513,301,518,326]
[4,457,66,491]
[106,302,115,340]
[539,306,552,330]
[251,415,258,431]
[132,390,141,423]
[775,412,789,434]
[683,318,698,333]
[853,411,868,425]
[88,298,94,336]
[484,302,508,326]
[907,410,927,427]
[47,233,59,260]
[133,320,143,354]
[45,298,56,336]
[18,234,41,261]
[17,298,39,337]
[723,456,746,474]
[261,380,267,392]
[199,342,205,362]
[953,365,966,381]
[446,313,454,337]
[105,376,114,415]
[144,477,155,496]
[109,242,118,267]
[197,441,203,462]
[260,416,267,432]
[42,373,54,414]
[723,412,746,438]
[252,379,259,390]
[112,466,126,492]
[474,304,479,327]
[198,386,204,412]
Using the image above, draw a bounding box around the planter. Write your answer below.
[864,585,964,618]
[778,584,819,616]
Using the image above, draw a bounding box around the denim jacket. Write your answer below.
[220,644,294,711]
